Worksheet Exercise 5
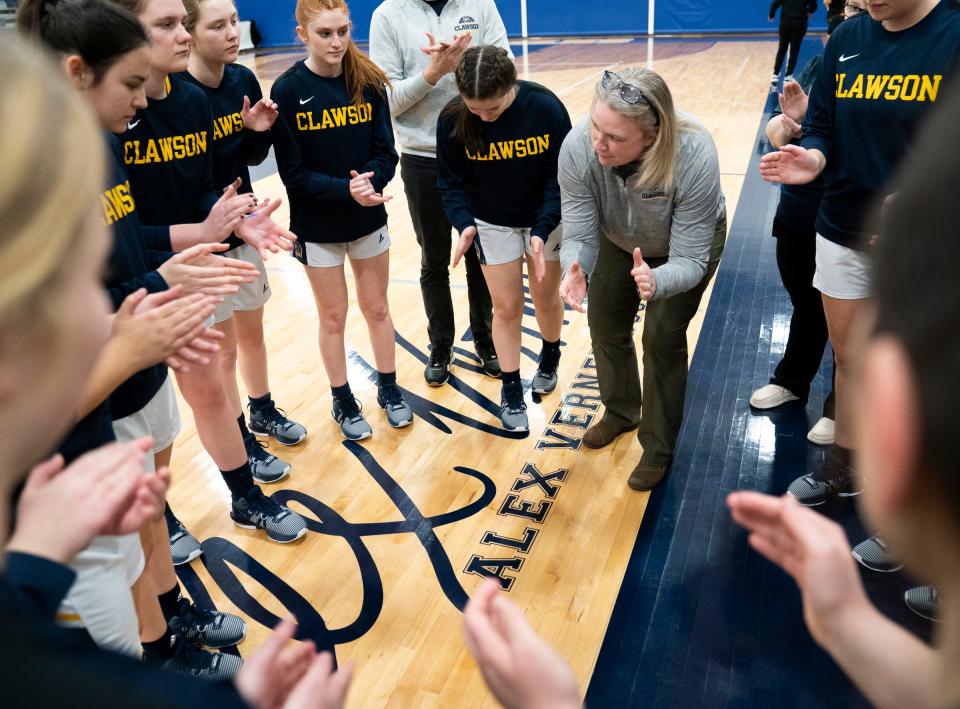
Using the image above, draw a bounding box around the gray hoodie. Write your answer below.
[558,115,726,301]
[369,0,511,157]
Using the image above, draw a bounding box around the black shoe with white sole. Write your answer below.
[852,535,904,573]
[231,490,307,544]
[424,345,451,386]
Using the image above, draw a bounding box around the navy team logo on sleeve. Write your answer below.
[455,15,480,32]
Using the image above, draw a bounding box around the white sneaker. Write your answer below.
[749,383,799,410]
[807,417,835,446]
[770,72,779,85]
[785,74,795,83]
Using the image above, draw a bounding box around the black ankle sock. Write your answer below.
[248,392,272,411]
[331,383,352,401]
[539,339,561,371]
[164,502,178,525]
[819,444,853,480]
[377,371,397,388]
[221,463,257,500]
[157,583,182,622]
[142,631,178,665]
[502,369,522,397]
[237,414,250,439]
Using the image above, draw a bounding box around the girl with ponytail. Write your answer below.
[271,0,410,442]
[437,46,572,433]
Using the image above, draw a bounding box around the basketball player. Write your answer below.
[109,0,309,547]
[181,0,309,480]
[369,0,511,386]
[437,46,571,432]
[731,75,960,706]
[759,0,960,507]
[270,0,412,441]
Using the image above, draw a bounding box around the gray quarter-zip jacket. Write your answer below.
[558,115,726,301]
[369,0,511,157]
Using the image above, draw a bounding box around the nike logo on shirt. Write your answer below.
[838,53,861,62]
[299,96,314,105]
[128,119,141,130]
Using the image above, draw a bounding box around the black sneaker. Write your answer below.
[475,341,501,378]
[852,535,904,573]
[166,514,202,567]
[231,490,308,544]
[162,637,243,680]
[425,345,451,387]
[786,465,862,506]
[904,586,942,622]
[244,434,291,484]
[248,402,307,446]
[168,598,247,649]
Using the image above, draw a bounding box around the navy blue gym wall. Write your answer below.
[237,1,825,49]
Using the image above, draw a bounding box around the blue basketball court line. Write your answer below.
[584,37,931,708]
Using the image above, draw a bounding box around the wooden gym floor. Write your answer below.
[167,36,775,707]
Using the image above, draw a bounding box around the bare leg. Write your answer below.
[303,265,349,387]
[479,258,525,372]
[234,307,270,399]
[821,293,871,449]
[349,250,396,373]
[526,258,564,343]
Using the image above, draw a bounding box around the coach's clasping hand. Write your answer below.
[631,248,656,300]
[560,261,587,313]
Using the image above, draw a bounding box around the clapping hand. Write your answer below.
[236,198,298,259]
[242,95,279,132]
[559,261,587,313]
[349,170,392,207]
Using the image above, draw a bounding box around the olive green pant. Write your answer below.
[586,216,727,466]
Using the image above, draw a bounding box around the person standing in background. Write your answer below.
[769,0,818,85]
[824,0,846,34]
[369,0,511,387]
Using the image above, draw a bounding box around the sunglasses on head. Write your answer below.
[602,70,658,124]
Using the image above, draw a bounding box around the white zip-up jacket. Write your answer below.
[369,0,511,157]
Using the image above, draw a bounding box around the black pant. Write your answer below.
[399,154,493,349]
[774,18,807,76]
[771,232,835,418]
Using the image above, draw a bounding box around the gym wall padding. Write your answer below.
[235,0,825,49]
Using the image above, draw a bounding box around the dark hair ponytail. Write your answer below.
[18,0,147,82]
[442,45,517,153]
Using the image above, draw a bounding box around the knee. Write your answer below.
[236,321,265,350]
[359,298,390,324]
[493,296,524,323]
[180,370,228,409]
[219,338,238,368]
[319,306,348,335]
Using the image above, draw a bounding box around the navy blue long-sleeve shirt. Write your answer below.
[437,81,571,239]
[0,554,246,706]
[122,75,220,227]
[103,133,169,421]
[180,63,273,249]
[270,61,398,243]
[801,2,960,248]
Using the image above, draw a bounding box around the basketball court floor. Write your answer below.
[162,34,924,708]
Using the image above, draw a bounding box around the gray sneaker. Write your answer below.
[905,586,942,622]
[231,490,308,544]
[499,388,529,432]
[377,384,413,428]
[531,368,558,394]
[332,396,372,440]
[163,638,243,680]
[852,535,904,573]
[166,515,202,567]
[244,435,291,484]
